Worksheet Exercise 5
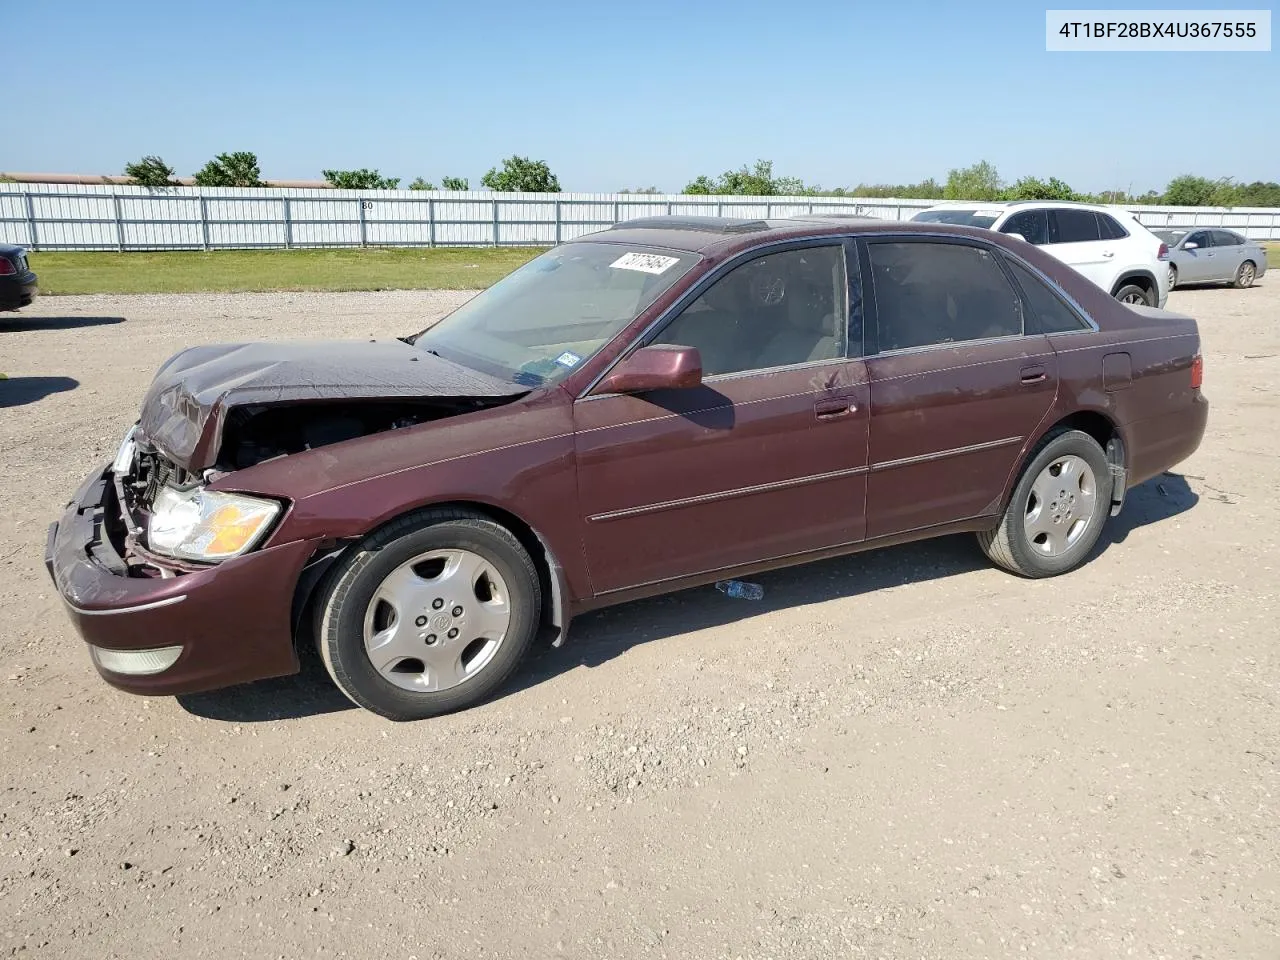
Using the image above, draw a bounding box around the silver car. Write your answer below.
[1156,228,1268,289]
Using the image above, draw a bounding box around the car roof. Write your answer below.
[574,215,996,256]
[920,199,1135,216]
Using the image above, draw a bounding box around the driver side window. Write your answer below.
[650,245,852,377]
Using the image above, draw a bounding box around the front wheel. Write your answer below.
[977,429,1114,578]
[1233,260,1256,289]
[1114,283,1153,307]
[1168,265,1178,290]
[315,508,541,720]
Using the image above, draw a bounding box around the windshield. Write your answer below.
[1154,229,1187,244]
[413,242,698,386]
[912,209,1002,228]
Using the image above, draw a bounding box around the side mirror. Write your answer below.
[596,345,703,395]
[1003,232,1027,243]
[1183,241,1198,250]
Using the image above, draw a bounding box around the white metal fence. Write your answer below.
[2,182,1279,251]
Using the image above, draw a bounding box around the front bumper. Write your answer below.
[0,271,37,311]
[45,465,319,695]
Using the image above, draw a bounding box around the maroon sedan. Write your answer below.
[46,217,1208,720]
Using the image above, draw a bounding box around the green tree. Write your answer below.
[193,151,263,187]
[851,178,944,199]
[408,177,436,190]
[481,156,561,192]
[681,160,805,196]
[1233,180,1280,206]
[1162,174,1218,206]
[323,168,400,189]
[124,155,177,187]
[619,186,661,194]
[1002,175,1080,201]
[441,176,469,190]
[682,175,717,195]
[944,160,1002,201]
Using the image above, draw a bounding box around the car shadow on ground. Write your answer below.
[1,315,125,332]
[1170,282,1264,293]
[0,376,79,408]
[176,472,1198,724]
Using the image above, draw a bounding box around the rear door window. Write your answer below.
[866,241,1024,352]
[1048,209,1102,244]
[1211,230,1242,246]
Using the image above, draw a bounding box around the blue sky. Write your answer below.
[9,0,1276,193]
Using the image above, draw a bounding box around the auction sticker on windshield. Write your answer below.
[611,252,680,274]
[554,350,582,368]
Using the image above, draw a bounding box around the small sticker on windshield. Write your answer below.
[610,252,680,274]
[974,209,1003,219]
[554,351,582,368]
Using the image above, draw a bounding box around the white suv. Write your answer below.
[911,201,1170,308]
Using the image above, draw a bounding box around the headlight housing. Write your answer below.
[147,486,281,562]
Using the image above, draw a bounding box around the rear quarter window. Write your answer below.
[1005,258,1090,334]
[1098,214,1129,240]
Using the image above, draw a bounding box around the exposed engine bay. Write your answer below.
[215,396,521,471]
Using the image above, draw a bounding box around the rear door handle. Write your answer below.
[1020,364,1047,384]
[814,399,858,421]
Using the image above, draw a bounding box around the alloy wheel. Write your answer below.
[362,549,511,692]
[1023,455,1097,557]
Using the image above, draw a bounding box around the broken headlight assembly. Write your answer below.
[147,486,281,562]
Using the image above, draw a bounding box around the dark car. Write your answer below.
[0,244,38,311]
[46,217,1208,720]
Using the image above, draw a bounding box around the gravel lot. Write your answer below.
[2,283,1278,959]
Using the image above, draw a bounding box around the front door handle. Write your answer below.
[1101,250,1115,258]
[1020,364,1047,384]
[814,399,858,421]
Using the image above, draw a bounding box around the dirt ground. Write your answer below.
[1,281,1277,960]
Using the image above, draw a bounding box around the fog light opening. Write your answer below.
[90,644,183,676]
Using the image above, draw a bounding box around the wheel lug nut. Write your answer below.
[432,598,444,610]
[415,615,427,627]
[447,628,459,639]
[451,606,463,617]
[425,634,437,645]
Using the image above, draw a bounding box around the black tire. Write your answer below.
[1167,265,1178,290]
[1233,260,1257,289]
[1114,283,1153,307]
[977,429,1113,578]
[315,508,541,721]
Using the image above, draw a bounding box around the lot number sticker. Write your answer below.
[610,252,680,275]
[555,351,583,368]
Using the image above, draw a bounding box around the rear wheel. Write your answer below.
[977,429,1113,578]
[1114,283,1153,307]
[315,508,541,720]
[1234,260,1256,289]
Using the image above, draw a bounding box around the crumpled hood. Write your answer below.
[137,339,523,471]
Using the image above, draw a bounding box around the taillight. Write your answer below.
[1191,355,1203,390]
[1157,242,1170,261]
[0,259,15,277]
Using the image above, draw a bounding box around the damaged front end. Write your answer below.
[109,338,529,575]
[46,337,537,693]
[138,338,528,473]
